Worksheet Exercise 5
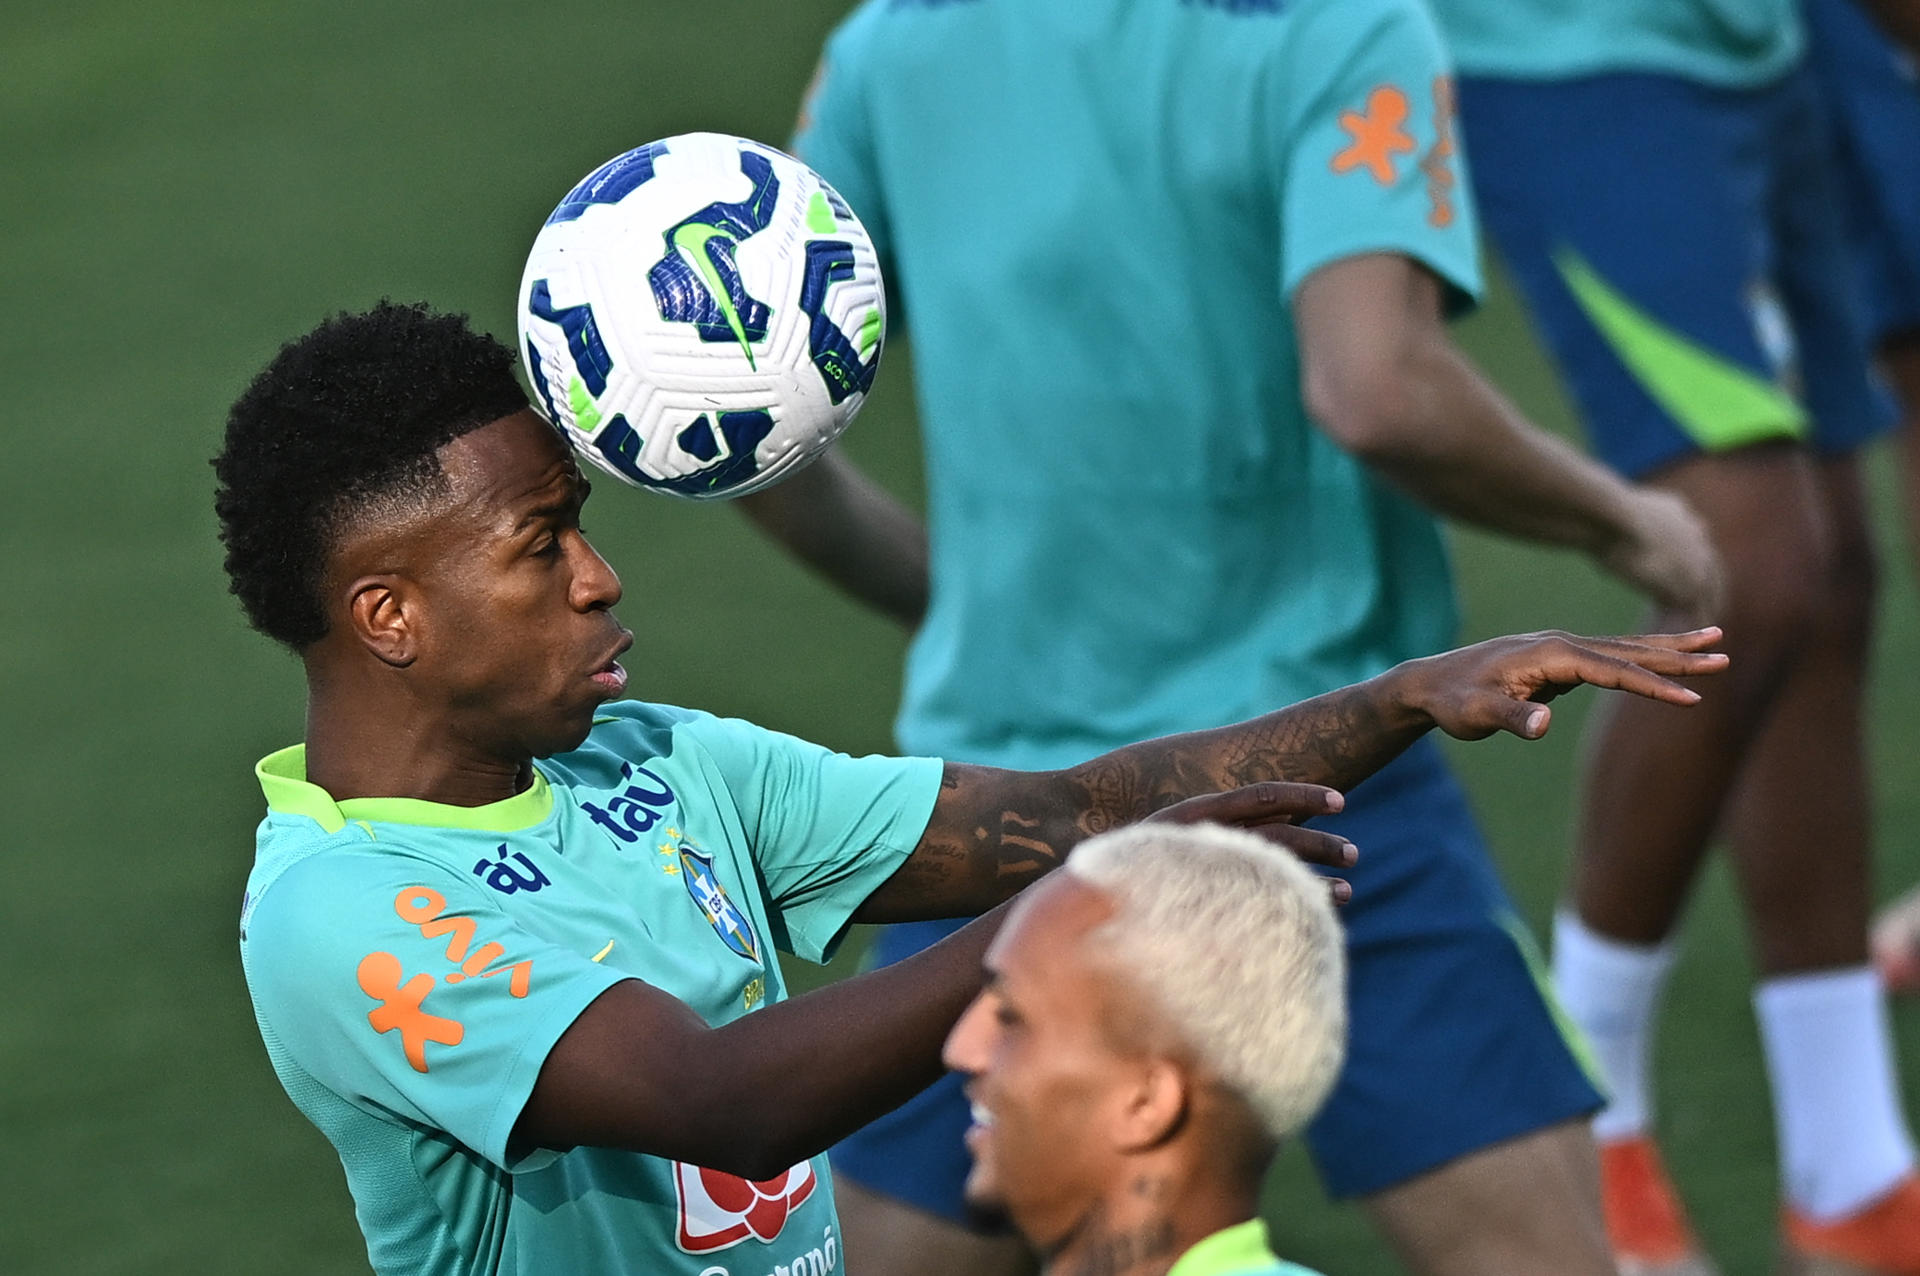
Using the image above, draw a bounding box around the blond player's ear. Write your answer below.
[1112,1058,1189,1154]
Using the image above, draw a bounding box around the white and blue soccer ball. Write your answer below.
[517,132,885,499]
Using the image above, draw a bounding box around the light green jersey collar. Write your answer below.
[255,744,554,835]
[1166,1220,1283,1276]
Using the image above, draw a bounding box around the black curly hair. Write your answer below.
[213,300,533,650]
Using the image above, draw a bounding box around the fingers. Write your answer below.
[1576,627,1727,660]
[1547,641,1720,706]
[1145,782,1346,829]
[1240,820,1361,869]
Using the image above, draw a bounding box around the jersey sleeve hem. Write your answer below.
[1285,237,1483,317]
[783,754,946,965]
[482,969,633,1173]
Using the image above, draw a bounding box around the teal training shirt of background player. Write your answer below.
[239,702,942,1276]
[795,0,1479,772]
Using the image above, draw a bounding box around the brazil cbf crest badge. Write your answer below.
[679,848,760,962]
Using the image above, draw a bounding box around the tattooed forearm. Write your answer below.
[862,670,1426,922]
[1059,675,1422,837]
[855,765,1081,921]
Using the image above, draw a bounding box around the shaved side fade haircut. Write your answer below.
[212,300,533,649]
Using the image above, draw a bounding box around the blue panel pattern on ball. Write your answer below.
[543,141,668,225]
[594,411,776,496]
[646,149,778,351]
[797,240,881,404]
[526,280,615,398]
[523,337,563,424]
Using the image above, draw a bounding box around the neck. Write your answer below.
[303,683,531,807]
[1041,1165,1258,1276]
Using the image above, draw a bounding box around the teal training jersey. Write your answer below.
[1166,1219,1324,1276]
[1428,0,1802,87]
[239,702,942,1276]
[798,0,1476,770]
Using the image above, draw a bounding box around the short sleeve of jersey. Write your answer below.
[682,714,943,963]
[243,849,627,1173]
[1273,0,1483,308]
[792,10,893,266]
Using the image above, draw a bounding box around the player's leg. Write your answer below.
[1570,444,1838,951]
[1739,55,1920,1268]
[1363,1120,1611,1276]
[1456,66,1871,1273]
[1876,332,1920,990]
[1301,740,1615,1276]
[1728,456,1920,1274]
[1805,0,1920,994]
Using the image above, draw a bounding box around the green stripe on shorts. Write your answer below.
[1553,246,1808,453]
[1495,908,1609,1098]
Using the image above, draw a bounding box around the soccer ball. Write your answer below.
[517,132,885,499]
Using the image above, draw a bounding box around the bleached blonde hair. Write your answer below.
[1065,821,1347,1139]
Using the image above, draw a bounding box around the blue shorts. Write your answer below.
[830,737,1604,1216]
[1805,0,1920,343]
[1456,67,1893,480]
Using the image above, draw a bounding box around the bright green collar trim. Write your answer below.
[1166,1220,1279,1276]
[255,744,554,835]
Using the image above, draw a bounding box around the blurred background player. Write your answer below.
[941,821,1349,1276]
[1425,0,1920,1270]
[1815,1,1920,993]
[746,0,1724,1273]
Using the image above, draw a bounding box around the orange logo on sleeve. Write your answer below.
[1421,76,1459,227]
[358,951,465,1073]
[1331,85,1417,185]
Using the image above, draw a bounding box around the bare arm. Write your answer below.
[856,627,1729,920]
[514,629,1724,1172]
[737,447,929,627]
[516,782,1345,1177]
[1296,254,1723,619]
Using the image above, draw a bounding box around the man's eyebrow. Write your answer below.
[511,476,591,532]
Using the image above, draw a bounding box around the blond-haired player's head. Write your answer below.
[941,820,1347,1266]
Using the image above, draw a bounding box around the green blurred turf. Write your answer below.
[3,3,1916,1272]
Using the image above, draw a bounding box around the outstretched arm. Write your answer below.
[517,629,1725,1174]
[515,783,1339,1178]
[856,627,1729,920]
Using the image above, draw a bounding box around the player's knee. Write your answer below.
[1719,537,1830,657]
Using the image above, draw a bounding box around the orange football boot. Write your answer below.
[1781,1173,1920,1276]
[1601,1137,1721,1276]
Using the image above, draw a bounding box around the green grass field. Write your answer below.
[5,3,1917,1271]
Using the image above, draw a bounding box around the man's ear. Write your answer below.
[1113,1058,1189,1154]
[347,575,418,667]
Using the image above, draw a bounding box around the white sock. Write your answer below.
[1755,966,1917,1220]
[1553,910,1678,1143]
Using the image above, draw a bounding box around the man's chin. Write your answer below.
[961,1165,1005,1219]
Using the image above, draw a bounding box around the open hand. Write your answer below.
[1145,782,1357,904]
[1397,627,1729,742]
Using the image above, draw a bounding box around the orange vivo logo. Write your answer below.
[1331,85,1416,185]
[357,951,464,1073]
